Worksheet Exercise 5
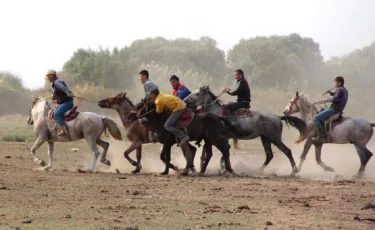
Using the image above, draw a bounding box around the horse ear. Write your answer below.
[122,92,126,98]
[296,91,299,97]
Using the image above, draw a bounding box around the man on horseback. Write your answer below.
[139,70,158,95]
[170,75,191,100]
[312,76,348,144]
[46,69,74,138]
[149,88,190,146]
[222,69,251,122]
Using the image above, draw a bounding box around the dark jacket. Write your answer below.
[52,79,73,104]
[227,78,251,103]
[328,87,348,112]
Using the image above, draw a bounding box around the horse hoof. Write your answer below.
[38,160,46,167]
[160,171,169,175]
[101,160,111,166]
[326,167,335,172]
[199,172,206,176]
[190,168,196,173]
[132,169,140,174]
[173,166,179,172]
[179,171,189,176]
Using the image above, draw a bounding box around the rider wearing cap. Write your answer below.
[149,88,190,146]
[222,69,251,121]
[169,75,191,100]
[46,69,74,138]
[312,76,348,143]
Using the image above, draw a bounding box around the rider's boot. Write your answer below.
[311,124,327,144]
[58,125,71,141]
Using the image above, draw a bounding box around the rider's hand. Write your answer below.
[323,90,330,95]
[322,98,328,103]
[67,93,74,98]
[221,88,229,93]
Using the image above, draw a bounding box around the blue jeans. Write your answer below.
[313,107,339,128]
[55,101,73,126]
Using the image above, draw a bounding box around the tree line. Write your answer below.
[1,33,375,115]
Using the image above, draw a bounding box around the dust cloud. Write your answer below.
[97,138,375,181]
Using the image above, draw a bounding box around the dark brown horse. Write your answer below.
[98,92,197,174]
[129,99,247,176]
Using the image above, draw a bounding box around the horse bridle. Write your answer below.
[288,96,301,113]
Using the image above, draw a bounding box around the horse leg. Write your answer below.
[260,135,273,172]
[180,144,193,176]
[97,139,110,166]
[297,138,313,172]
[354,144,373,178]
[160,145,171,175]
[188,143,197,173]
[133,145,143,174]
[30,137,46,166]
[41,142,54,170]
[86,137,100,172]
[124,141,141,170]
[200,144,213,175]
[272,139,298,176]
[314,144,334,172]
[215,140,235,175]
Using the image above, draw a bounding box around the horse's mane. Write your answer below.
[124,97,135,108]
[204,86,224,105]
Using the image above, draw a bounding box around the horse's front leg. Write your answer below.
[41,142,54,170]
[133,145,143,174]
[30,137,46,167]
[124,141,141,173]
[315,143,335,172]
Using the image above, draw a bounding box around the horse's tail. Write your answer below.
[279,116,308,144]
[371,123,375,127]
[102,117,123,141]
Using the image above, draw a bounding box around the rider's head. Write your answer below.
[138,70,149,84]
[169,75,180,89]
[46,69,57,83]
[334,76,344,87]
[234,69,244,80]
[149,88,160,100]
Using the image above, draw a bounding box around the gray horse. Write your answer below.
[27,98,123,171]
[184,86,308,175]
[283,91,375,177]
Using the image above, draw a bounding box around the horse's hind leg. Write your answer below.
[354,144,373,177]
[97,139,110,166]
[30,137,46,166]
[85,137,100,172]
[124,141,141,172]
[272,139,298,176]
[260,135,273,172]
[314,144,334,172]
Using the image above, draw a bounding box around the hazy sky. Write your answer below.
[1,0,375,89]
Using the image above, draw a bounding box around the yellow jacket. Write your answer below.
[154,92,186,113]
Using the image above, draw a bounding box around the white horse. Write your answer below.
[27,98,123,171]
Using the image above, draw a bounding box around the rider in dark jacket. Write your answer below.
[312,76,348,143]
[46,69,74,138]
[222,69,251,121]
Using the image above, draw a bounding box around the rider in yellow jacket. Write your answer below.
[149,88,190,146]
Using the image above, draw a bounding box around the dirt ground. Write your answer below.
[1,139,375,230]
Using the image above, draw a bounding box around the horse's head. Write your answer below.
[283,91,303,116]
[127,97,156,122]
[98,92,132,110]
[27,97,48,125]
[184,85,211,106]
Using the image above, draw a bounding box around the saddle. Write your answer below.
[48,105,80,122]
[177,109,195,129]
[324,112,344,132]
